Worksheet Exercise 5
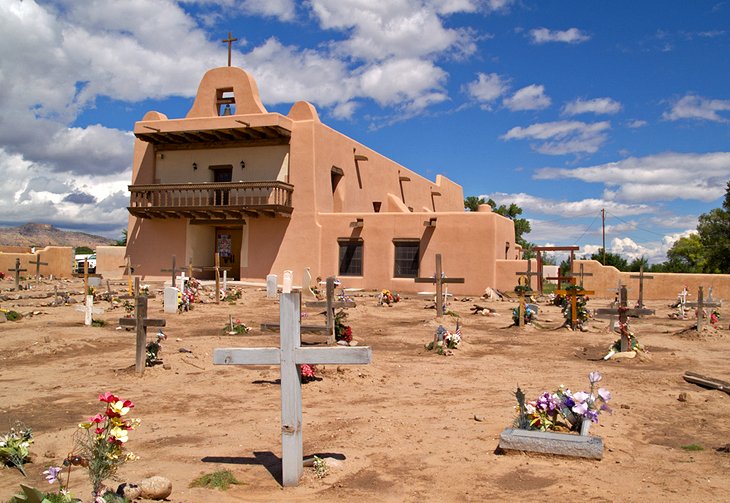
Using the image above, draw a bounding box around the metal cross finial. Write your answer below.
[222,31,238,66]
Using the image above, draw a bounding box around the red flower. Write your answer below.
[88,413,104,424]
[98,392,119,403]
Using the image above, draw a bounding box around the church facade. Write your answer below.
[126,66,518,294]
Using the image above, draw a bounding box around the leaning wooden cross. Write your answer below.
[629,265,653,309]
[214,292,372,486]
[555,282,595,331]
[119,278,166,375]
[595,286,654,352]
[28,255,48,282]
[414,254,464,317]
[685,286,721,333]
[8,258,27,291]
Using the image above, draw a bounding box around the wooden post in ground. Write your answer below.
[414,254,464,317]
[28,255,48,282]
[8,259,27,291]
[118,277,166,375]
[213,292,371,486]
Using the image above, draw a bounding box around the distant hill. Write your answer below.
[0,223,117,249]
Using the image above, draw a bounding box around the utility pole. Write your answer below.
[601,208,606,265]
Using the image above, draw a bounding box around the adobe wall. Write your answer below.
[577,260,730,301]
[95,246,128,279]
[0,246,74,280]
[494,259,539,292]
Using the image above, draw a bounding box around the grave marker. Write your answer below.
[119,278,166,375]
[574,263,593,288]
[196,253,230,304]
[555,283,595,331]
[214,292,371,486]
[304,277,357,343]
[685,286,722,332]
[8,258,27,291]
[595,286,654,351]
[414,254,464,317]
[515,261,539,327]
[266,274,278,299]
[629,265,653,308]
[28,255,48,282]
[161,255,180,288]
[118,257,140,296]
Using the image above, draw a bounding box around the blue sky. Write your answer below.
[1,0,729,263]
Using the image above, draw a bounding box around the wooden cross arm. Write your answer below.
[685,301,722,308]
[118,318,167,328]
[304,300,357,309]
[414,277,465,284]
[555,290,595,296]
[213,347,372,366]
[260,323,330,333]
[28,260,49,265]
[200,266,233,271]
[119,264,141,268]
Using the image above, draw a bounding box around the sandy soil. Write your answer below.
[1,277,729,503]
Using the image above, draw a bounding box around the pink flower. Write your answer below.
[98,392,119,403]
[88,413,104,424]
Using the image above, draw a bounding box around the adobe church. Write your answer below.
[125,65,519,294]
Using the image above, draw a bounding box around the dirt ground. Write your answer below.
[1,277,729,503]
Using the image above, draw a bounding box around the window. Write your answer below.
[338,239,363,276]
[394,240,419,277]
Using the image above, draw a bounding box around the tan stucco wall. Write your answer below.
[0,246,73,279]
[577,260,730,301]
[95,246,128,279]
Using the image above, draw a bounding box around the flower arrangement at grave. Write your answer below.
[377,289,401,306]
[606,317,643,357]
[514,372,611,433]
[73,392,140,499]
[0,271,5,280]
[512,304,537,325]
[0,423,33,476]
[87,285,96,297]
[425,320,462,356]
[710,308,721,325]
[1,308,22,321]
[300,364,317,383]
[224,287,243,303]
[334,310,352,343]
[223,318,250,335]
[560,285,590,328]
[146,330,166,366]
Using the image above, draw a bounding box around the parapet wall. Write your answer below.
[95,246,128,279]
[0,246,74,279]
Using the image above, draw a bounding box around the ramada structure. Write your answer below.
[126,66,519,294]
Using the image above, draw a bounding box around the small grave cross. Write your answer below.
[196,253,231,304]
[119,278,166,375]
[161,255,180,288]
[595,286,654,351]
[8,258,27,291]
[119,257,139,296]
[546,271,574,291]
[555,282,595,331]
[574,263,593,288]
[685,286,722,332]
[629,265,653,308]
[414,254,465,317]
[214,292,371,486]
[28,255,48,282]
[304,277,357,343]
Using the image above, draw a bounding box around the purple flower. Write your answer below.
[589,371,602,384]
[598,388,612,401]
[586,409,600,423]
[572,401,588,415]
[44,466,62,484]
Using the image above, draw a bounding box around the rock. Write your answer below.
[117,483,141,500]
[137,476,172,500]
[473,414,485,422]
[336,340,348,346]
[678,392,690,402]
[348,340,359,346]
[620,404,630,410]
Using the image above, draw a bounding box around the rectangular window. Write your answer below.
[338,239,363,276]
[394,240,419,278]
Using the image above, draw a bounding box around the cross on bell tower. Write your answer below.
[222,31,238,67]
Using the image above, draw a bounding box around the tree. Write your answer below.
[485,198,533,252]
[590,249,628,271]
[115,229,127,246]
[697,207,730,273]
[627,256,649,272]
[664,234,705,273]
[464,196,485,212]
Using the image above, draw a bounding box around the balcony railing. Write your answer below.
[128,181,294,220]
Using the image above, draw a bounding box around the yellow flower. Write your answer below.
[79,422,92,429]
[109,401,131,416]
[109,426,129,443]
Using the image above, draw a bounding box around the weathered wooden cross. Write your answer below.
[8,258,27,291]
[119,257,139,296]
[161,255,180,288]
[304,277,357,343]
[514,262,538,327]
[546,271,574,291]
[195,253,231,304]
[414,254,464,317]
[214,292,371,486]
[28,255,48,282]
[629,265,653,308]
[685,286,722,332]
[574,263,593,288]
[119,278,166,375]
[555,282,595,331]
[595,286,654,351]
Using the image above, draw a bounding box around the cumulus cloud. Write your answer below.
[627,119,648,128]
[466,72,509,109]
[663,94,730,122]
[563,97,622,116]
[482,192,651,217]
[503,84,551,111]
[501,120,610,155]
[529,27,590,44]
[534,151,730,202]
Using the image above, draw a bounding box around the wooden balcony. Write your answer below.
[128,181,294,220]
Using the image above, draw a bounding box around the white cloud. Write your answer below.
[241,0,297,21]
[503,84,551,111]
[529,27,590,44]
[482,192,651,217]
[501,120,610,155]
[627,119,648,128]
[466,72,509,109]
[535,152,730,202]
[563,97,622,116]
[663,94,730,122]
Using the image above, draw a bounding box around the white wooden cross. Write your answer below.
[213,292,372,486]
